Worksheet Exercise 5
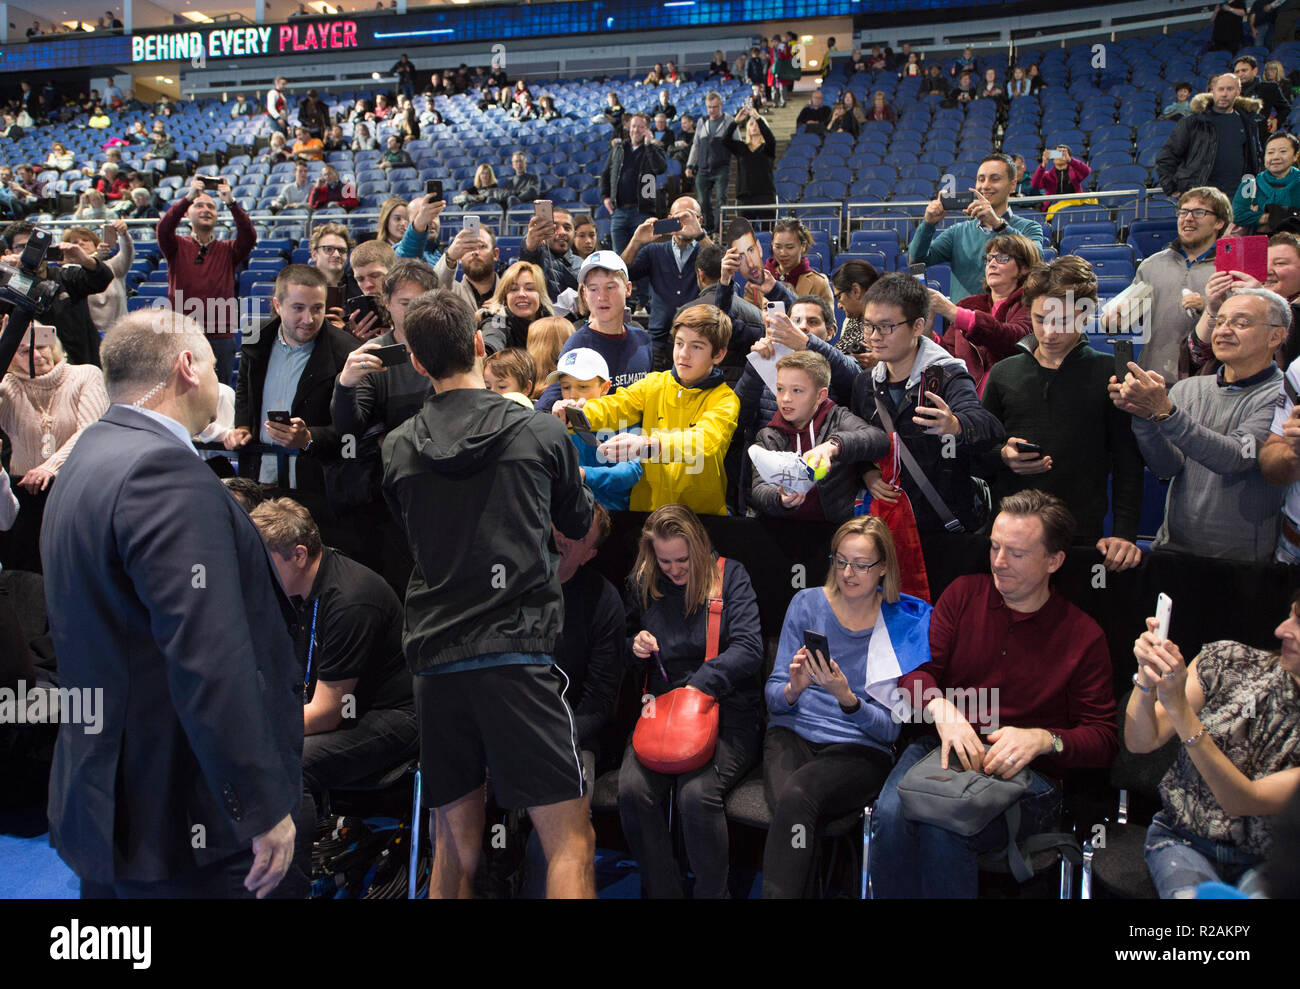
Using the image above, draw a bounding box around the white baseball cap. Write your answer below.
[545,347,611,385]
[578,249,628,283]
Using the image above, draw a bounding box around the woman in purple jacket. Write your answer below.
[1030,145,1092,209]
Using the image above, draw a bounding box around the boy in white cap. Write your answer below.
[535,250,653,412]
[549,347,643,510]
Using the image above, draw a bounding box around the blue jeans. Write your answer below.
[210,336,238,390]
[610,205,649,255]
[1144,813,1263,899]
[696,169,729,234]
[870,738,1062,898]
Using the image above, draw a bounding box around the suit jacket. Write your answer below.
[40,405,302,883]
[235,319,359,490]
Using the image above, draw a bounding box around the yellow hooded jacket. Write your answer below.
[581,367,738,515]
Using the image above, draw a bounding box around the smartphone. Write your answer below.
[326,284,344,313]
[1014,440,1043,457]
[1113,338,1134,380]
[424,179,443,199]
[266,409,292,425]
[1154,592,1173,641]
[922,366,943,401]
[1047,149,1062,161]
[463,214,481,235]
[347,295,376,321]
[802,630,831,665]
[32,323,58,348]
[909,261,927,283]
[372,343,409,367]
[765,300,785,316]
[564,406,599,446]
[940,191,976,211]
[199,175,221,190]
[652,216,682,236]
[45,245,64,262]
[1215,235,1268,283]
[534,199,553,224]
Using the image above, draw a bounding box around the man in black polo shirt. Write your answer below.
[250,498,416,799]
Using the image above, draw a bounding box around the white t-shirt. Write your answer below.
[1271,355,1300,524]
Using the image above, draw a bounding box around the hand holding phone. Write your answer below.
[266,409,292,425]
[652,216,682,236]
[1112,339,1134,381]
[1154,593,1172,641]
[564,406,599,445]
[534,199,553,225]
[802,630,831,670]
[425,179,443,200]
[940,191,976,211]
[371,343,409,367]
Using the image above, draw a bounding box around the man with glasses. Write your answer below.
[849,274,1004,537]
[1124,186,1230,384]
[308,223,356,326]
[158,174,257,386]
[434,222,500,310]
[1110,287,1287,562]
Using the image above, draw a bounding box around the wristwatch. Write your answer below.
[1048,731,1064,754]
[1150,405,1176,422]
[993,220,1009,232]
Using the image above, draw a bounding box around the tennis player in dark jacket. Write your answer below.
[381,289,596,898]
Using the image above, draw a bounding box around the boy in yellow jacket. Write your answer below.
[553,303,738,515]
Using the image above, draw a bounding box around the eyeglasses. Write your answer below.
[985,253,1015,265]
[863,319,911,338]
[829,554,883,574]
[1176,208,1215,221]
[315,244,347,255]
[1209,314,1286,330]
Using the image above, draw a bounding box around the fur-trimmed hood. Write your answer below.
[1190,92,1263,115]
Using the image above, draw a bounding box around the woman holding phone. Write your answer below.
[1231,132,1300,234]
[619,505,764,898]
[722,104,777,228]
[762,516,932,897]
[1126,596,1300,897]
[1029,146,1091,210]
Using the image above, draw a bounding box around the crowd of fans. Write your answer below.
[1,29,1299,903]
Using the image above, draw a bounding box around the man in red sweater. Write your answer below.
[157,175,257,387]
[871,489,1118,897]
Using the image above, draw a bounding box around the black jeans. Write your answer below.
[617,718,759,898]
[760,726,892,898]
[301,706,418,794]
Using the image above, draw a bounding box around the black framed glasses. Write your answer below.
[863,319,911,338]
[829,554,883,574]
[1176,207,1214,221]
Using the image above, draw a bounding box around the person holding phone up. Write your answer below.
[722,103,776,228]
[1125,597,1300,897]
[762,517,932,897]
[1028,145,1091,211]
[908,152,1045,303]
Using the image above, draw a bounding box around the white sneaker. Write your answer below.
[749,445,816,495]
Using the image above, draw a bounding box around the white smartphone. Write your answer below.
[1154,593,1172,641]
[463,215,481,235]
[33,323,58,348]
[765,300,785,316]
[534,199,553,224]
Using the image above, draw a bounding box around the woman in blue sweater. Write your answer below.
[762,516,932,897]
[619,505,764,898]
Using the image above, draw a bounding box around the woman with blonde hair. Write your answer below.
[64,219,134,338]
[0,331,108,570]
[761,515,932,897]
[526,315,574,398]
[478,260,553,351]
[620,504,764,898]
[453,163,497,208]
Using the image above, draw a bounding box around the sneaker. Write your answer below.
[748,444,816,495]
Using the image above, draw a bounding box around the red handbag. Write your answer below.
[633,558,726,775]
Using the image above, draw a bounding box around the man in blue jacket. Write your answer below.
[621,195,711,364]
[908,153,1045,302]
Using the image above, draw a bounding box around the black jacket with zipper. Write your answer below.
[381,388,593,673]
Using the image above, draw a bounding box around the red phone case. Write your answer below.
[1215,236,1269,283]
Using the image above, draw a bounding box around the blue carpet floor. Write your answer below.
[0,832,78,899]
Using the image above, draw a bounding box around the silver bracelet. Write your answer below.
[1183,725,1208,746]
[1131,672,1152,694]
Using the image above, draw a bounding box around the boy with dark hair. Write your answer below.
[982,256,1144,570]
[554,303,739,514]
[483,348,537,399]
[749,350,887,522]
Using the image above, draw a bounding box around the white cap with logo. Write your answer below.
[578,249,628,283]
[545,347,611,385]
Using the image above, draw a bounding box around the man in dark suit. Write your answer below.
[227,263,358,549]
[40,309,302,898]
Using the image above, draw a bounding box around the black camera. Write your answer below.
[0,227,59,314]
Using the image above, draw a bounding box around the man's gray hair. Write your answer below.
[100,309,210,404]
[1231,286,1293,332]
[706,90,722,103]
